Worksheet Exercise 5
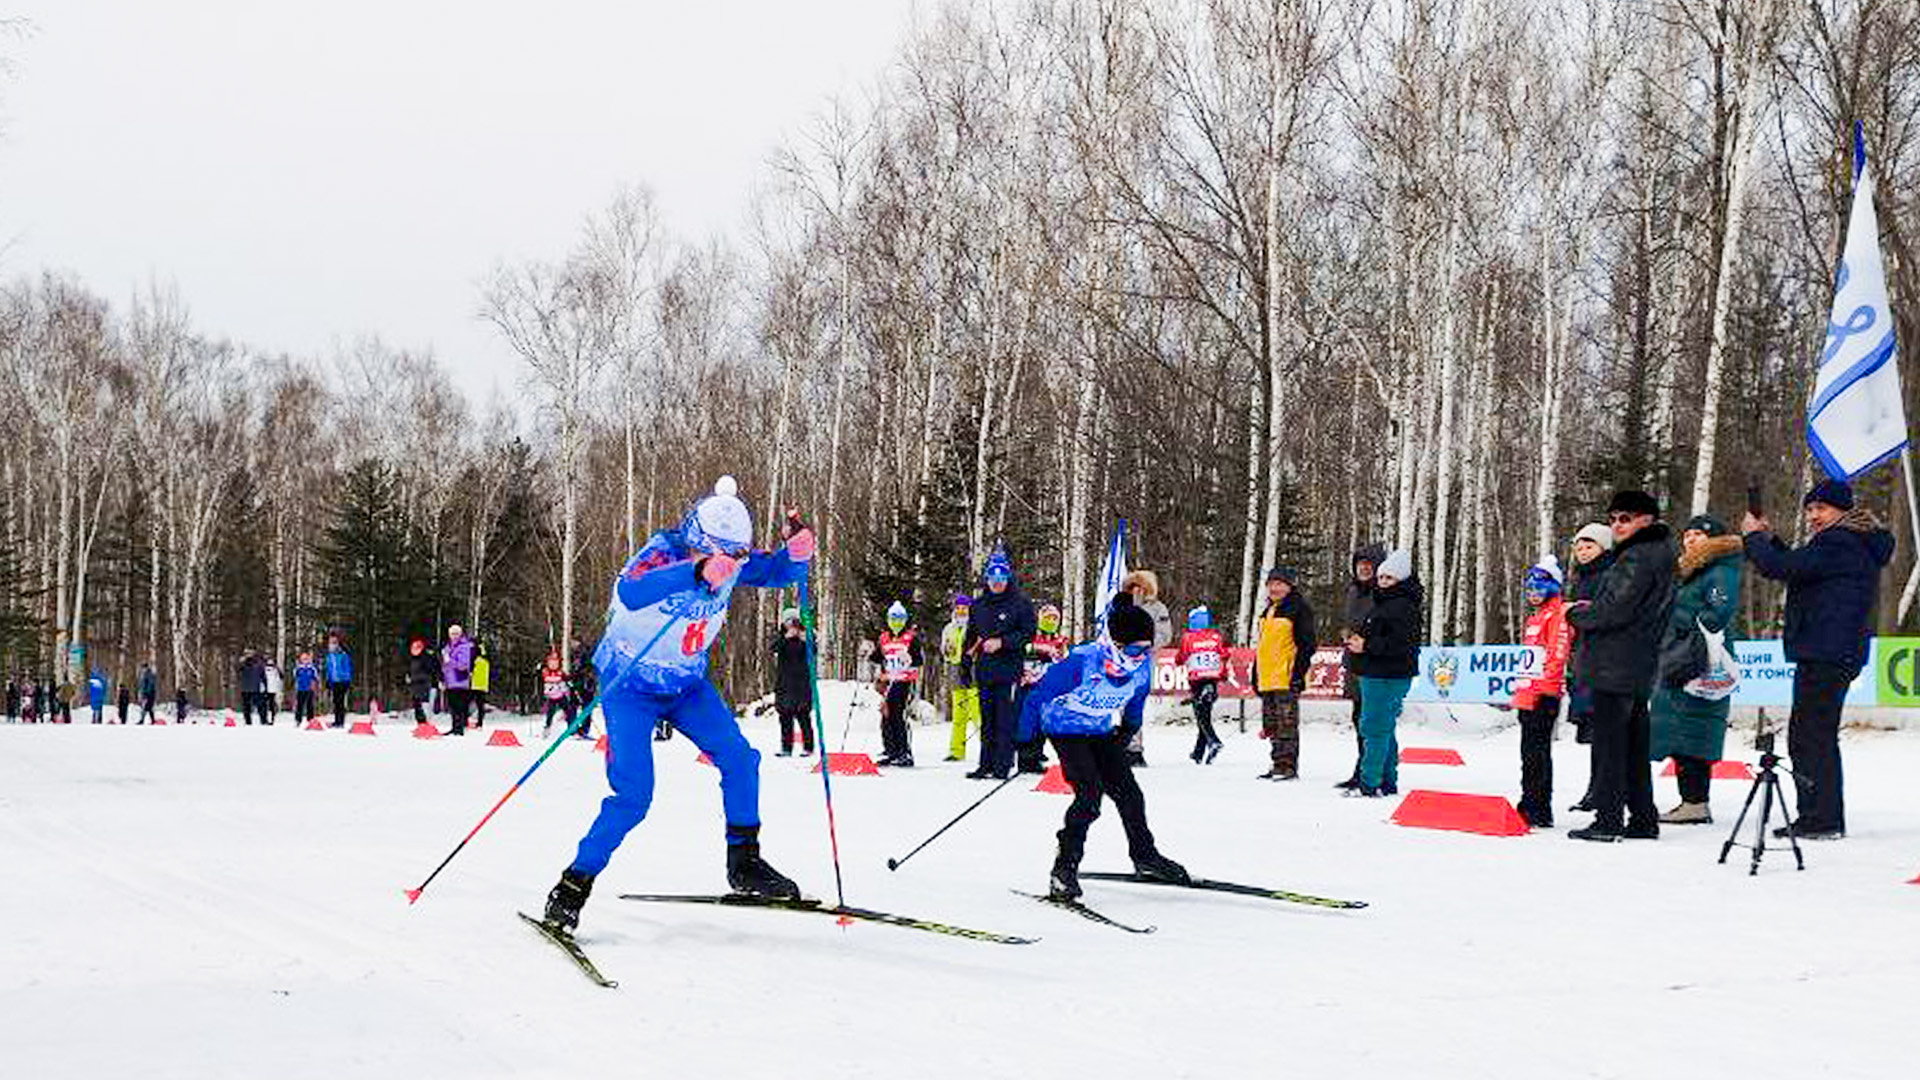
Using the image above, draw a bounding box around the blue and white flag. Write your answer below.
[1808,123,1907,480]
[1092,519,1129,636]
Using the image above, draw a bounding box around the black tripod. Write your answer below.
[1718,729,1805,875]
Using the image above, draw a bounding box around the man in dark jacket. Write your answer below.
[1337,543,1385,789]
[1565,490,1675,842]
[237,650,267,726]
[1742,478,1894,840]
[964,544,1037,780]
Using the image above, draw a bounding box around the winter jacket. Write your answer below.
[1177,628,1227,685]
[876,629,923,684]
[941,620,973,688]
[1744,508,1895,671]
[771,632,813,709]
[965,585,1036,687]
[139,668,158,700]
[541,662,570,701]
[1563,549,1616,718]
[87,673,107,708]
[1023,632,1069,687]
[1341,543,1387,693]
[1512,596,1573,712]
[1650,535,1744,761]
[1019,641,1152,739]
[1138,598,1174,651]
[263,664,283,697]
[1350,576,1424,680]
[1253,593,1316,693]
[1568,522,1676,696]
[594,526,809,697]
[407,652,438,698]
[325,647,354,685]
[237,655,266,695]
[293,662,319,693]
[441,638,474,690]
[471,656,491,693]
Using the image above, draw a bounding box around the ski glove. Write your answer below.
[699,554,742,589]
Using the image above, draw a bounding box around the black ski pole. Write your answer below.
[886,772,1022,871]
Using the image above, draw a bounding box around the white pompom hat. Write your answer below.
[682,475,753,554]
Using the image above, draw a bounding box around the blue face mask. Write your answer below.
[1100,639,1152,678]
[985,568,1011,588]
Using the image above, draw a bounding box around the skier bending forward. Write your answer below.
[1018,592,1189,900]
[543,476,815,931]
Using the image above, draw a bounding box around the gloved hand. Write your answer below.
[699,554,741,589]
[781,508,815,562]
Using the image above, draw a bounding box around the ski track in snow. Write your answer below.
[2,684,1915,1080]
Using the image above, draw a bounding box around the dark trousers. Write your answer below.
[1014,685,1048,770]
[1517,696,1560,821]
[977,680,1018,776]
[1788,660,1851,832]
[140,692,155,724]
[1260,690,1300,771]
[1673,754,1712,804]
[1346,682,1366,779]
[240,692,260,725]
[328,682,350,727]
[294,689,316,724]
[779,701,816,753]
[879,682,911,760]
[1587,689,1655,832]
[543,696,577,734]
[262,693,277,723]
[446,688,472,734]
[1189,680,1221,759]
[412,693,431,726]
[473,691,487,726]
[1051,732,1157,866]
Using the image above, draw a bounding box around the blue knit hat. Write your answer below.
[983,543,1014,585]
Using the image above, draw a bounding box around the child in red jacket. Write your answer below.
[1178,606,1227,764]
[1512,557,1573,827]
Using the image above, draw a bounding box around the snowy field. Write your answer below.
[3,683,1916,1080]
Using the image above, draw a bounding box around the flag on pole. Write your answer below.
[1808,122,1907,480]
[1093,519,1129,635]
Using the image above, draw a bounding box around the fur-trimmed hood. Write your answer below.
[1677,534,1744,581]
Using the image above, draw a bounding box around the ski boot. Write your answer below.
[725,825,801,900]
[1131,849,1190,886]
[543,868,595,932]
[1049,847,1082,900]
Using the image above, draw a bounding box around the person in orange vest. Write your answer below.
[1253,568,1316,780]
[876,601,924,767]
[1512,557,1574,828]
[1178,606,1227,764]
[1016,603,1069,773]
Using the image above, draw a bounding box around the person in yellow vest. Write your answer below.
[942,593,980,762]
[1253,567,1316,780]
[470,643,492,728]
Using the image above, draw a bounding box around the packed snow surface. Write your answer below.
[3,682,1914,1079]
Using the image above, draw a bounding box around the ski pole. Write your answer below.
[405,614,679,904]
[798,577,849,909]
[886,771,1021,872]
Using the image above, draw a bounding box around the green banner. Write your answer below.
[1873,637,1920,707]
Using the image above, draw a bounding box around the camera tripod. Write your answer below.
[1717,728,1805,875]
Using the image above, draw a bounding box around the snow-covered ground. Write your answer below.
[3,683,1915,1079]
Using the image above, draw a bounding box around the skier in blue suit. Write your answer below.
[543,476,815,931]
[1017,593,1189,900]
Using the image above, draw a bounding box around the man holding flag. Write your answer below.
[1740,123,1902,842]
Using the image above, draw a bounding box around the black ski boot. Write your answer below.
[543,868,595,932]
[1131,850,1191,886]
[725,825,801,899]
[1049,847,1082,900]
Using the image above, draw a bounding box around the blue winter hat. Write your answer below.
[1805,479,1854,511]
[681,476,753,555]
[983,543,1014,585]
[886,601,908,629]
[1187,606,1211,631]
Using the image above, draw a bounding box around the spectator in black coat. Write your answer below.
[770,609,816,756]
[1565,491,1675,842]
[1336,542,1385,789]
[964,545,1037,780]
[1742,478,1894,840]
[236,650,268,725]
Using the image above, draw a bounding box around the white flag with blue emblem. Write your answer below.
[1808,124,1907,480]
[1093,519,1129,635]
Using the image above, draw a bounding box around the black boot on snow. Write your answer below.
[1049,849,1082,900]
[725,825,801,900]
[1131,850,1191,886]
[543,868,595,932]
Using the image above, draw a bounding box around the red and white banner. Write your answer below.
[1149,647,1349,700]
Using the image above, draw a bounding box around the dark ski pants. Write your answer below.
[570,680,758,877]
[412,694,431,726]
[328,682,350,727]
[1344,680,1366,781]
[1516,695,1560,822]
[543,697,577,734]
[976,679,1018,777]
[1013,686,1048,771]
[1587,689,1655,832]
[1672,754,1712,804]
[1189,680,1221,760]
[294,689,316,725]
[779,700,815,754]
[879,682,912,760]
[1788,660,1851,833]
[1050,731,1157,867]
[446,687,473,735]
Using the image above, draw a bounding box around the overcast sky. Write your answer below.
[0,1,913,403]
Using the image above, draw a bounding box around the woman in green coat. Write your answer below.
[1650,514,1744,824]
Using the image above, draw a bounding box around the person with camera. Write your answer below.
[1741,479,1894,841]
[1649,515,1744,825]
[1565,490,1675,842]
